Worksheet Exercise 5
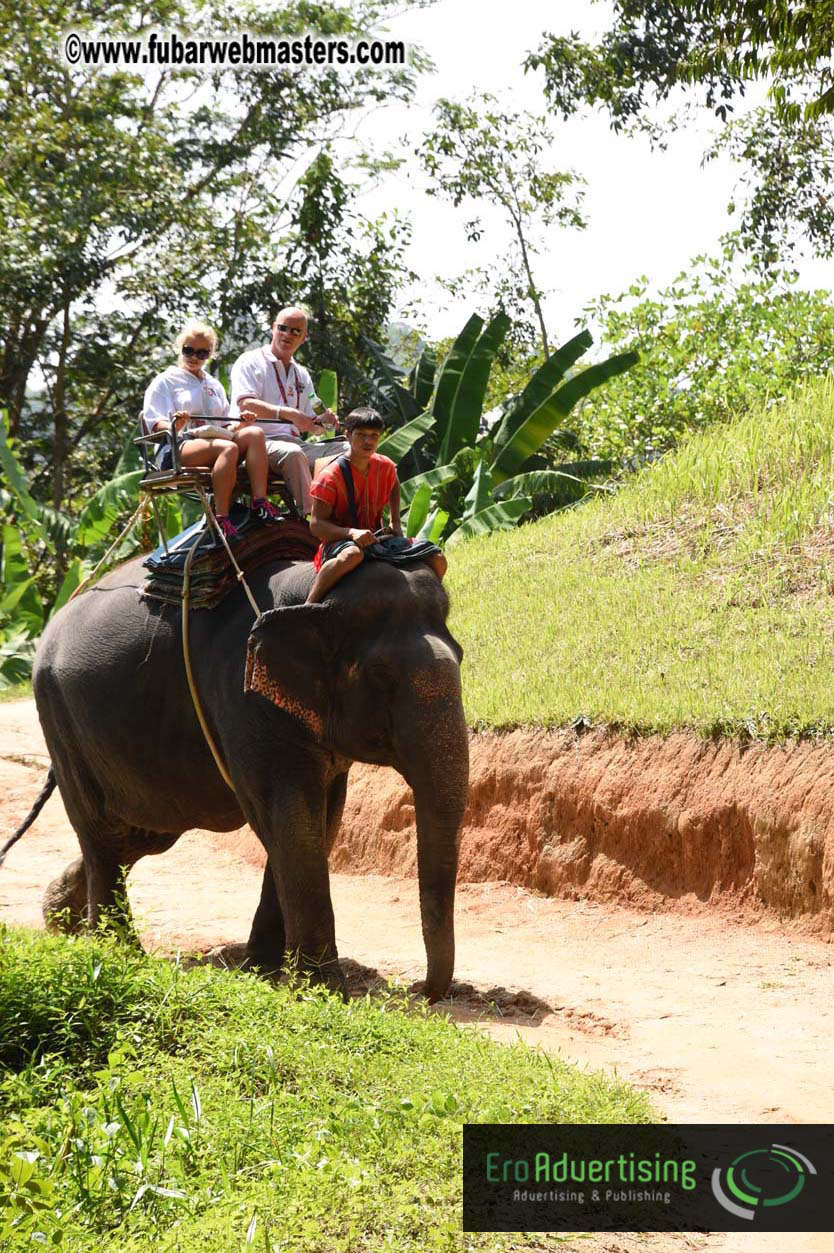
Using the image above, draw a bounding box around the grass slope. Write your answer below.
[450,374,834,739]
[0,928,651,1251]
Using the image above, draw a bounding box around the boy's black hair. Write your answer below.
[345,406,384,433]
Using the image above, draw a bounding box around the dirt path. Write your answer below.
[1,700,832,1253]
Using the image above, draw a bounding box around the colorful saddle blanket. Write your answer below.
[141,505,317,610]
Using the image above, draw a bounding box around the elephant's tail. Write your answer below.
[0,767,56,868]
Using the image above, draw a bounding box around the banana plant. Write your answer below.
[363,314,638,543]
[0,415,147,685]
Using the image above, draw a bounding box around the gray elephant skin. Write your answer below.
[31,554,468,1000]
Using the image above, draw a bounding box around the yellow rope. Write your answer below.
[193,484,260,617]
[181,530,236,792]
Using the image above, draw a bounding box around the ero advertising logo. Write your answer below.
[711,1143,817,1220]
[463,1124,834,1233]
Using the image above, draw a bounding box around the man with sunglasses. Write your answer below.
[229,307,345,514]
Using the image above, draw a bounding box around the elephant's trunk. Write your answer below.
[393,655,469,1001]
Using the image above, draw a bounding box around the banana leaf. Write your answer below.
[51,557,84,614]
[399,463,458,509]
[0,628,37,687]
[409,345,437,410]
[0,573,38,615]
[316,369,339,413]
[492,465,615,500]
[115,435,142,476]
[362,337,421,424]
[0,524,44,635]
[430,313,483,444]
[445,497,533,547]
[439,312,510,464]
[75,470,142,547]
[417,507,449,543]
[492,329,593,450]
[377,411,434,464]
[460,459,495,522]
[490,350,639,483]
[405,484,432,537]
[0,416,52,550]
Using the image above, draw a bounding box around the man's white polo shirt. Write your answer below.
[229,346,316,437]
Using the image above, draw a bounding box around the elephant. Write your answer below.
[15,549,468,1001]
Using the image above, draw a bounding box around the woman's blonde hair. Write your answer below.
[175,320,219,355]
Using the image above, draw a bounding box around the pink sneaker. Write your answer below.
[250,497,281,524]
[215,514,240,541]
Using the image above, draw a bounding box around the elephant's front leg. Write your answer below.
[252,767,345,996]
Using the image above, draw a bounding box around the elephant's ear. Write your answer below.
[245,603,342,738]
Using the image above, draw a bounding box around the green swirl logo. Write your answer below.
[711,1144,816,1220]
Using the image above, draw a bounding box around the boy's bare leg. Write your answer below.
[306,545,364,603]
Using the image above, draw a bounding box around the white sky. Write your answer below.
[338,0,834,343]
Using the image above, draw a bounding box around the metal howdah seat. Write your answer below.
[135,416,299,517]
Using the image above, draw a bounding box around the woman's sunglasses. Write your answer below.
[182,345,211,359]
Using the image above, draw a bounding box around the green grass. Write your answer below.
[0,927,651,1251]
[449,373,834,739]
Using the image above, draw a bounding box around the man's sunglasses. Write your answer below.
[275,323,304,337]
[181,345,211,359]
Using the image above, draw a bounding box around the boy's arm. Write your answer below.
[310,498,375,548]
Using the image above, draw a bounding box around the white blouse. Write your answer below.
[142,366,229,430]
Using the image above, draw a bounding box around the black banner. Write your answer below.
[463,1124,834,1232]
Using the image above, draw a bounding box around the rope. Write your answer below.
[67,497,150,603]
[181,531,236,792]
[194,484,260,616]
[178,484,262,793]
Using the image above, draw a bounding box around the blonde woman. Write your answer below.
[143,320,281,540]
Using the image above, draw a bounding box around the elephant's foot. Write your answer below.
[409,977,451,1005]
[43,858,87,933]
[240,943,285,979]
[290,951,348,1001]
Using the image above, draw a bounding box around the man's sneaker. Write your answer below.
[250,497,282,524]
[215,514,240,542]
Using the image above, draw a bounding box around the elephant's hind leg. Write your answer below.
[43,848,135,940]
[73,825,179,943]
[83,845,138,941]
[244,866,286,975]
[43,857,87,933]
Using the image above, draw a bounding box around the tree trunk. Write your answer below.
[52,297,71,513]
[50,297,72,588]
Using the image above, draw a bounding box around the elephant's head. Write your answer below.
[244,563,468,999]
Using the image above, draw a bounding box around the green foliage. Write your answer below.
[367,313,636,543]
[315,370,339,414]
[574,251,834,463]
[418,95,586,356]
[0,415,148,685]
[526,0,834,127]
[223,147,416,416]
[1,0,421,514]
[0,926,650,1249]
[449,372,834,739]
[705,110,834,266]
[525,2,834,266]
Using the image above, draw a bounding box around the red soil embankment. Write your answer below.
[323,729,834,931]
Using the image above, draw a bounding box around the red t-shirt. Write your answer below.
[310,454,398,531]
